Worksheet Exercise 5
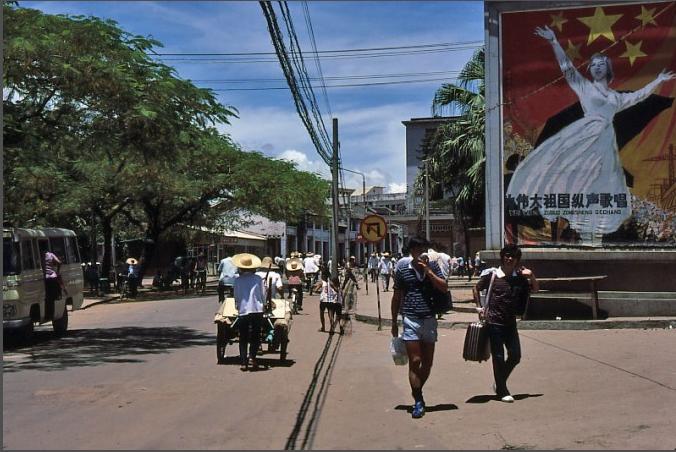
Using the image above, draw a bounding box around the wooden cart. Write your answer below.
[214,297,293,364]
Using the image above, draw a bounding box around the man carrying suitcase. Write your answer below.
[473,244,538,403]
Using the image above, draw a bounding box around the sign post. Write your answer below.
[359,214,388,330]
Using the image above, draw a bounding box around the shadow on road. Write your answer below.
[465,393,544,404]
[285,333,343,450]
[3,326,214,373]
[395,403,459,413]
[216,355,296,369]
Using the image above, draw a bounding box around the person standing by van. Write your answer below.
[43,250,63,317]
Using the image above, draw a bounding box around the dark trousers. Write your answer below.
[128,275,139,297]
[305,273,317,293]
[288,284,303,307]
[487,322,521,397]
[217,283,233,302]
[238,313,264,362]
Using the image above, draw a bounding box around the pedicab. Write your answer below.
[214,293,294,364]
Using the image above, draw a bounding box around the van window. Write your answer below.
[20,240,36,270]
[66,236,80,264]
[49,237,67,262]
[3,237,20,275]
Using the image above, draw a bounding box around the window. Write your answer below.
[20,240,36,270]
[66,236,81,263]
[49,237,67,262]
[3,237,19,275]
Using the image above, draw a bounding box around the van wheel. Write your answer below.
[53,304,68,335]
[22,321,34,342]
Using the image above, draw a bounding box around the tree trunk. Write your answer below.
[101,219,113,280]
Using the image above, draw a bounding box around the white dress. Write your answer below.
[506,62,656,241]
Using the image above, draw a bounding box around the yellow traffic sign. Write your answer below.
[359,214,388,242]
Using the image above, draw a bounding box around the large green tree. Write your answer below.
[418,47,485,256]
[3,4,329,274]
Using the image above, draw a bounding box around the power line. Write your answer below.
[302,0,332,119]
[156,46,481,64]
[259,1,332,164]
[153,40,483,56]
[210,76,457,91]
[191,69,461,83]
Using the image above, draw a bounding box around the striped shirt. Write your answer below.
[320,281,343,305]
[393,256,444,319]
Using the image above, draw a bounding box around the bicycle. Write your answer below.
[195,269,207,295]
[117,274,129,300]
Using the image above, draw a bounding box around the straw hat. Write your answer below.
[232,253,261,270]
[260,256,279,270]
[286,258,304,272]
[126,257,138,265]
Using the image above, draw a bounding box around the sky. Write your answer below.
[24,1,485,193]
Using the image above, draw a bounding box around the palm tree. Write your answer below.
[417,47,485,257]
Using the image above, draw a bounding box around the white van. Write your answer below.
[3,227,85,337]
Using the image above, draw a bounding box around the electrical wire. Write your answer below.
[209,76,458,91]
[190,69,461,83]
[302,0,332,119]
[153,40,483,56]
[156,46,482,63]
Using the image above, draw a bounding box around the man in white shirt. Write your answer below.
[233,253,265,371]
[217,256,238,303]
[379,252,394,292]
[256,256,284,299]
[303,252,319,295]
[367,252,379,282]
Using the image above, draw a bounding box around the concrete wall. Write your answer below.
[481,249,676,292]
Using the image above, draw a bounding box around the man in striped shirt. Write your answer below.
[390,236,448,419]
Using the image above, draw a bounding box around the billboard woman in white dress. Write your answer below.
[506,25,675,243]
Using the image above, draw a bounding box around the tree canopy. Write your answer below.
[3,3,329,271]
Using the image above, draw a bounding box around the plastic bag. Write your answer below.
[390,336,408,366]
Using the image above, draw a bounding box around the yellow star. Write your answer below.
[565,40,582,62]
[620,40,647,66]
[578,7,623,45]
[549,12,568,32]
[635,5,657,27]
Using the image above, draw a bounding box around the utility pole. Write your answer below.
[330,118,340,279]
[424,159,431,241]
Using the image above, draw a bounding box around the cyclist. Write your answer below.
[195,252,208,293]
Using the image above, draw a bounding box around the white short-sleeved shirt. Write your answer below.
[218,257,238,285]
[234,272,265,316]
[379,259,393,275]
[255,270,284,298]
[304,257,319,274]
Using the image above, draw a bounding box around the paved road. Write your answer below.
[3,288,676,449]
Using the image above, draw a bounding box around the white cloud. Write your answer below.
[277,149,331,179]
[388,182,407,193]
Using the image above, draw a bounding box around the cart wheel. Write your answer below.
[279,331,289,361]
[216,323,228,364]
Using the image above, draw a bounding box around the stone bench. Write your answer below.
[525,275,608,320]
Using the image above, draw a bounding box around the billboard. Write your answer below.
[501,1,676,247]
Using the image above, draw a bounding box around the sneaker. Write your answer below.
[500,395,515,403]
[411,400,425,419]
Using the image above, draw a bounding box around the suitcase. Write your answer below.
[462,321,490,362]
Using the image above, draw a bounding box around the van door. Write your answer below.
[19,238,45,322]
